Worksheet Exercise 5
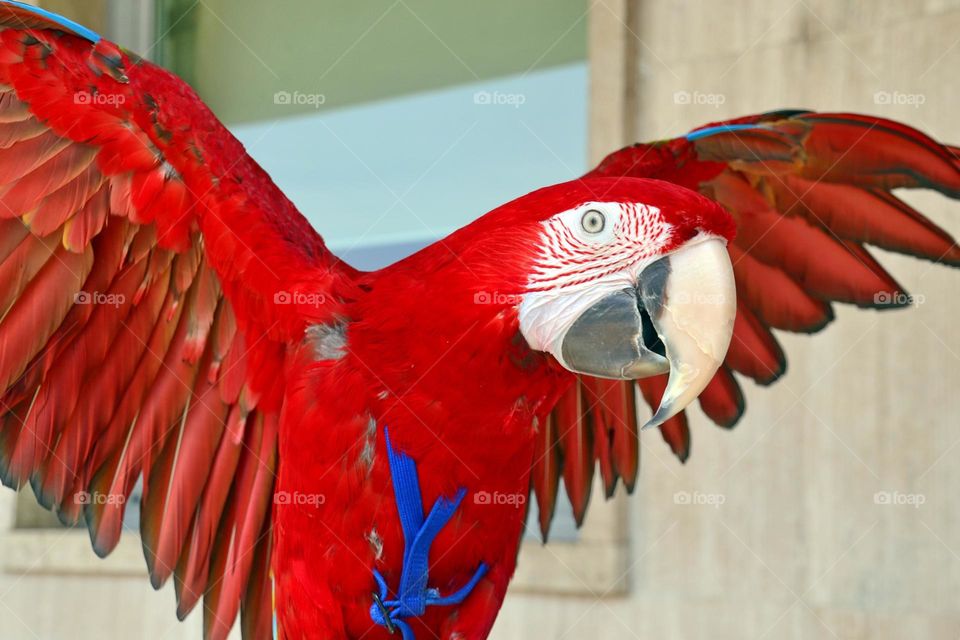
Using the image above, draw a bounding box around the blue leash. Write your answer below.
[369,429,488,639]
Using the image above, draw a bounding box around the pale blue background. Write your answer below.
[231,63,588,270]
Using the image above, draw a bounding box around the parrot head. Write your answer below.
[454,176,738,429]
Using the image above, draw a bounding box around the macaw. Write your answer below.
[0,2,957,639]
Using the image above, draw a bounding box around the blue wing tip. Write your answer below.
[685,123,760,142]
[0,0,102,43]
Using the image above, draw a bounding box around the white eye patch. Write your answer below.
[557,202,620,245]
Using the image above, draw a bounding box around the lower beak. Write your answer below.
[559,237,736,429]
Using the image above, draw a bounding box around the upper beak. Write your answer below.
[559,237,736,429]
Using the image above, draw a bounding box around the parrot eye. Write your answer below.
[580,209,605,234]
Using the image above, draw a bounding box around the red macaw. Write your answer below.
[0,3,957,640]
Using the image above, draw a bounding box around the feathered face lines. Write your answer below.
[526,200,673,293]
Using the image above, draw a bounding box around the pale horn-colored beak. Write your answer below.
[520,236,737,428]
[554,236,735,428]
[637,237,736,430]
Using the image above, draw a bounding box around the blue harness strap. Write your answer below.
[369,429,488,639]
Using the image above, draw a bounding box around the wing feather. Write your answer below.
[554,378,593,526]
[0,7,355,638]
[175,403,249,620]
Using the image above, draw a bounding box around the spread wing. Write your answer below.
[0,4,355,638]
[532,111,960,538]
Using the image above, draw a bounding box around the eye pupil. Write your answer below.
[581,209,605,234]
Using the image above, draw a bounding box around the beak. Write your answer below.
[559,237,736,429]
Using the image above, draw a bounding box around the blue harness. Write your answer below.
[369,429,488,639]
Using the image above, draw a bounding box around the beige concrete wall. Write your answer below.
[494,1,960,639]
